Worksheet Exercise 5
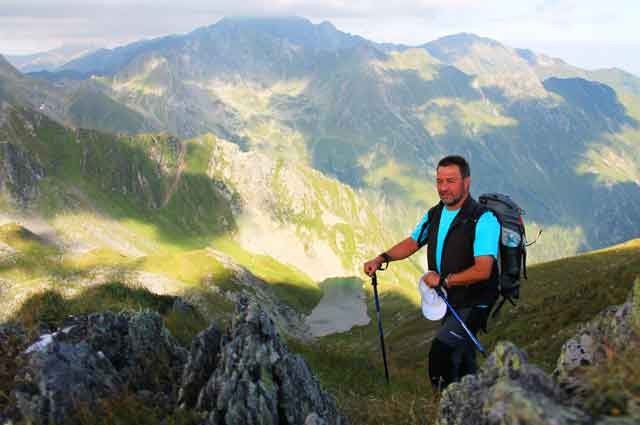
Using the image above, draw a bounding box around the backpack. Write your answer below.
[477,193,530,317]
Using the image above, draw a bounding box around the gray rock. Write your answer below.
[178,322,222,408]
[555,302,636,388]
[553,284,640,419]
[85,310,188,395]
[196,299,344,425]
[305,412,328,425]
[437,342,589,425]
[0,141,44,206]
[10,310,189,424]
[13,340,122,425]
[554,280,640,404]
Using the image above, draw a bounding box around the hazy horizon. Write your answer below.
[1,1,639,76]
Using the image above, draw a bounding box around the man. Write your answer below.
[363,155,500,390]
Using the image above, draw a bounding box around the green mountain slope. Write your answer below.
[290,239,640,424]
[0,95,422,331]
[42,20,639,261]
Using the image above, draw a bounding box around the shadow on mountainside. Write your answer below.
[0,105,239,250]
[427,78,640,252]
[280,56,483,188]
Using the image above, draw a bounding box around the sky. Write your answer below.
[1,0,639,75]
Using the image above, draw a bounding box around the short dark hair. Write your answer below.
[437,155,470,178]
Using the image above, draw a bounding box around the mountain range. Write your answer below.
[0,15,638,296]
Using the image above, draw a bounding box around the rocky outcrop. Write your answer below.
[11,311,188,425]
[0,140,44,206]
[555,290,638,390]
[437,342,588,425]
[14,339,123,425]
[4,301,344,425]
[554,279,640,415]
[196,299,344,425]
[178,322,222,408]
[438,281,640,425]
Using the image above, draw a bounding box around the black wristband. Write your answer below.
[379,252,392,263]
[438,274,448,288]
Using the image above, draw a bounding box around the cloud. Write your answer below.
[0,0,638,76]
[0,0,470,53]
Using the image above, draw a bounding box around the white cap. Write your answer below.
[419,279,447,321]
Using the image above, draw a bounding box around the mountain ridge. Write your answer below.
[1,16,639,266]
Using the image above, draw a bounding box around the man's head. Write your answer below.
[436,155,471,208]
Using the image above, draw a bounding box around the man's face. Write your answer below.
[436,165,470,207]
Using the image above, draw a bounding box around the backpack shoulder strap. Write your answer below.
[416,203,441,248]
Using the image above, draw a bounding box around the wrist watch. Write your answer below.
[379,252,391,263]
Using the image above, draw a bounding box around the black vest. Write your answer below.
[417,196,499,308]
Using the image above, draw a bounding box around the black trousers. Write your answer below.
[428,305,489,390]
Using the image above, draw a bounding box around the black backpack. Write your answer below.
[478,193,532,317]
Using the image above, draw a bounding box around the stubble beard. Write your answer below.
[440,190,468,207]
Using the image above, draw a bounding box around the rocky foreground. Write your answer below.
[438,281,640,425]
[0,299,344,425]
[1,281,639,425]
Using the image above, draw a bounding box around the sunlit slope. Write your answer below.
[0,99,425,324]
[289,238,640,423]
[49,20,640,261]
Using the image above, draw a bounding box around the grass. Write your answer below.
[287,239,640,424]
[9,278,223,351]
[140,249,234,288]
[418,98,518,136]
[0,323,27,414]
[212,238,321,315]
[73,392,203,425]
[287,277,441,425]
[288,337,439,425]
[0,223,84,282]
[581,343,640,417]
[484,238,640,371]
[374,48,441,81]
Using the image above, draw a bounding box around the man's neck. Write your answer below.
[444,194,469,211]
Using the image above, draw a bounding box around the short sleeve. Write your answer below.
[474,211,500,258]
[410,212,430,245]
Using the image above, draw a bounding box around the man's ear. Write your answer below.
[463,176,471,192]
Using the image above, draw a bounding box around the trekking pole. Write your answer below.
[433,286,487,357]
[371,272,390,384]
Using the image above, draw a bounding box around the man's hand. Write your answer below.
[422,271,441,288]
[363,256,385,277]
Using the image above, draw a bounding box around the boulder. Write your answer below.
[554,281,640,416]
[84,310,188,395]
[437,342,589,425]
[13,340,123,425]
[178,322,223,408]
[195,299,344,425]
[5,299,346,425]
[10,310,188,424]
[438,282,640,425]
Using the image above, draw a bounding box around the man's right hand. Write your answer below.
[363,255,385,277]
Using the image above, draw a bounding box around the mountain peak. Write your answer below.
[207,15,368,52]
[0,54,23,80]
[422,32,506,65]
[427,33,502,48]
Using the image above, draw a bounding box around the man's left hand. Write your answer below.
[422,271,440,288]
